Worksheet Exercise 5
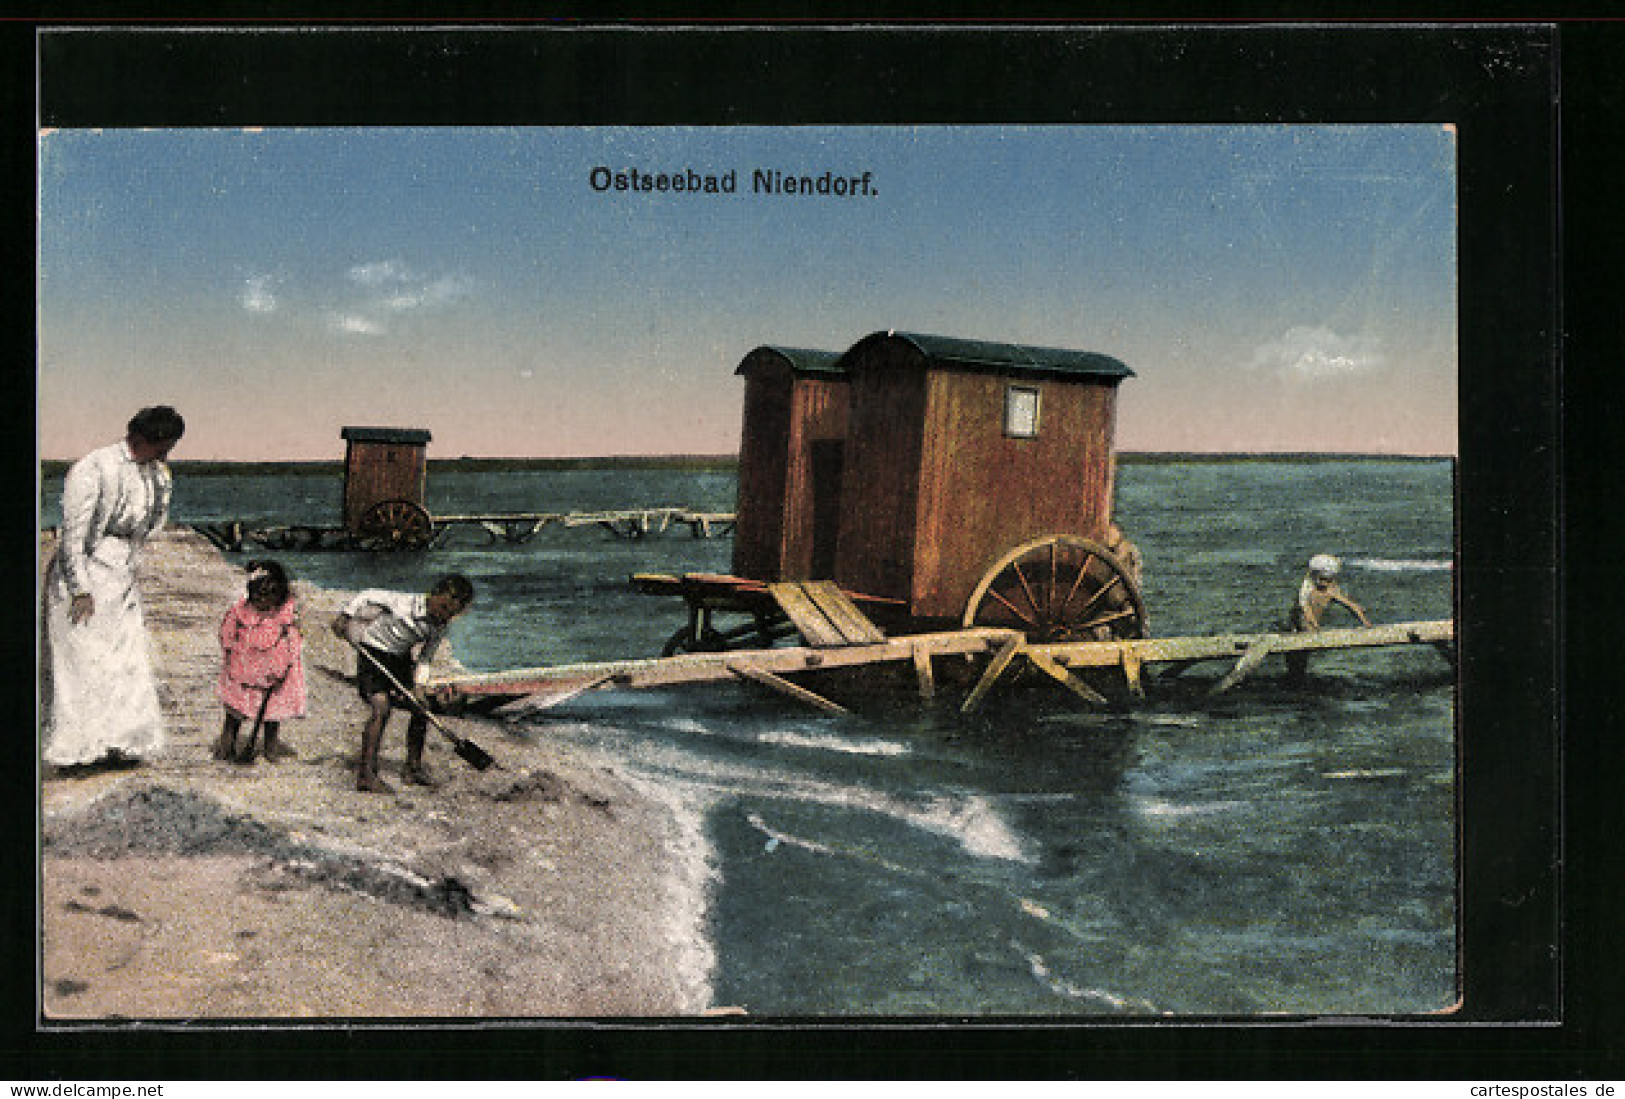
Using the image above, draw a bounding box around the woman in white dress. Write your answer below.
[42,406,185,770]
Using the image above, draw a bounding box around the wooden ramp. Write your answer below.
[962,619,1456,712]
[425,626,1019,716]
[768,581,887,647]
[426,618,1453,718]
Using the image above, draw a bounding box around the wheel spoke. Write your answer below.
[1010,562,1042,620]
[1055,551,1098,616]
[1076,607,1138,632]
[1047,543,1058,618]
[1075,572,1124,619]
[988,587,1043,631]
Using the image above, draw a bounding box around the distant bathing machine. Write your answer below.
[340,425,436,549]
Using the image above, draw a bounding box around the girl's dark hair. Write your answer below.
[127,405,186,444]
[245,559,291,606]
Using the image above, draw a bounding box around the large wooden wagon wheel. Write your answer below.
[358,498,436,551]
[961,534,1148,642]
[661,608,795,656]
[661,623,728,657]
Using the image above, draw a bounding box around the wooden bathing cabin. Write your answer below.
[340,426,435,548]
[731,346,848,582]
[637,330,1150,655]
[830,331,1138,634]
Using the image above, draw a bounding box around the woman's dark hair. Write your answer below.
[127,405,186,444]
[245,559,292,606]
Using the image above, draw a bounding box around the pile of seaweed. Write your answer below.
[44,784,490,919]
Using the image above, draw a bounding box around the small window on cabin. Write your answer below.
[1004,385,1041,438]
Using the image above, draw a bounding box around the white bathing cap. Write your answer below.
[1308,554,1341,578]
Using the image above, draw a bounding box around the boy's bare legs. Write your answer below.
[403,714,434,786]
[357,692,395,793]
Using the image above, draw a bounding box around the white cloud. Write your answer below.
[1251,326,1383,379]
[240,275,278,314]
[346,262,473,314]
[329,313,384,336]
[347,259,410,287]
[423,274,473,306]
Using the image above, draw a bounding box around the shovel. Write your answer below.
[235,671,287,765]
[353,643,499,772]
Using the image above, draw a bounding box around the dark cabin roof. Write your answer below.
[341,426,433,445]
[734,346,847,377]
[841,331,1134,381]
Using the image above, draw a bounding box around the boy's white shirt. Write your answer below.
[340,589,446,666]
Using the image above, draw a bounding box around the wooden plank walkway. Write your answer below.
[1025,619,1453,671]
[425,626,1021,713]
[437,508,736,542]
[962,619,1455,712]
[428,618,1453,717]
[195,508,736,552]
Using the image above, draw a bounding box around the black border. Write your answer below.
[8,17,1585,1080]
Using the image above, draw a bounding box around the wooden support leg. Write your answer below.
[912,643,936,701]
[1212,638,1275,694]
[961,637,1025,714]
[1119,646,1146,699]
[729,665,849,715]
[1028,652,1109,706]
[752,611,776,649]
[1158,659,1199,682]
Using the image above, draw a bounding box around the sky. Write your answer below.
[37,125,1457,461]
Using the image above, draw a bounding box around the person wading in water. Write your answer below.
[1285,554,1372,682]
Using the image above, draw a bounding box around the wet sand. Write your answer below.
[38,529,719,1020]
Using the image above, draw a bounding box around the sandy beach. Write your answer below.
[38,528,719,1020]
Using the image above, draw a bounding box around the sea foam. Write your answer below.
[757,729,911,757]
[1351,557,1453,572]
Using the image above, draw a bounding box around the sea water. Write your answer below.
[39,459,1456,1016]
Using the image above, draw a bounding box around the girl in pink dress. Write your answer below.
[214,559,306,764]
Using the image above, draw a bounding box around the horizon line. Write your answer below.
[37,449,1459,466]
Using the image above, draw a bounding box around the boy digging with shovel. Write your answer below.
[332,574,475,793]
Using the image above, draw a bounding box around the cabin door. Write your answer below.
[808,439,844,578]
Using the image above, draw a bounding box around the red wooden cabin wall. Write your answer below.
[912,370,1118,620]
[833,341,1120,621]
[732,369,849,581]
[342,442,428,533]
